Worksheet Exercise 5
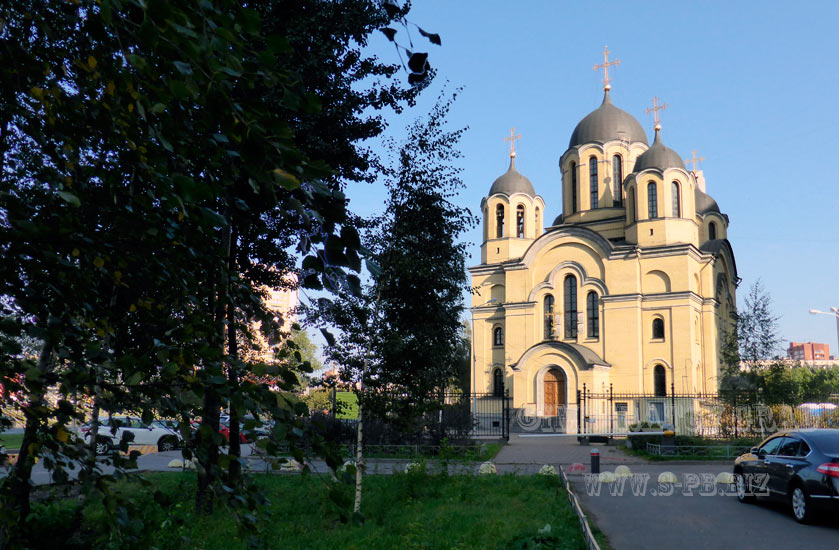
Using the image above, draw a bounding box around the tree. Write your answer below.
[738,279,781,366]
[318,91,475,514]
[0,1,443,543]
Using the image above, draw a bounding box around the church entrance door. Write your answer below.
[544,368,566,417]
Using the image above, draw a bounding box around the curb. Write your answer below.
[559,465,600,550]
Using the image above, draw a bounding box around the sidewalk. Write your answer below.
[495,434,645,468]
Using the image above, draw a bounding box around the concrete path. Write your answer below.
[496,434,643,468]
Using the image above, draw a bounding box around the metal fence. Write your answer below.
[470,392,511,439]
[578,386,839,438]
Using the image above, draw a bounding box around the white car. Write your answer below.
[80,416,182,454]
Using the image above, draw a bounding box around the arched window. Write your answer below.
[564,275,578,339]
[612,155,623,206]
[493,326,503,346]
[516,204,525,237]
[654,365,667,397]
[543,294,555,340]
[535,206,541,233]
[589,156,598,209]
[627,187,636,224]
[709,222,717,240]
[671,181,681,217]
[493,369,504,397]
[570,162,578,214]
[586,292,599,339]
[652,318,665,339]
[495,204,504,238]
[647,182,658,219]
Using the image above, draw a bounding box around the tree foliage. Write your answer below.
[0,0,439,545]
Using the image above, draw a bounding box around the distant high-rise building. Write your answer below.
[787,341,831,361]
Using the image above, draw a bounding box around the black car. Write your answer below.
[733,429,839,523]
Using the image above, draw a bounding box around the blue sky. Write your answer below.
[328,0,839,357]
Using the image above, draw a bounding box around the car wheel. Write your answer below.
[158,437,178,452]
[790,484,814,524]
[734,472,755,503]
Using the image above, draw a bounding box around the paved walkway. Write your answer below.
[495,434,644,468]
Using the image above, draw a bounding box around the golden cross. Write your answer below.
[645,96,668,129]
[504,127,521,158]
[686,150,705,171]
[593,45,621,90]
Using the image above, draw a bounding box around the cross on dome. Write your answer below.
[593,45,621,91]
[504,127,521,158]
[686,150,705,172]
[645,96,668,131]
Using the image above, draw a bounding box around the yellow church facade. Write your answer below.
[470,84,737,429]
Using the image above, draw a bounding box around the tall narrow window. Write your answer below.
[493,369,504,397]
[652,318,665,339]
[570,162,578,214]
[612,155,623,206]
[543,295,555,340]
[516,204,525,237]
[654,365,667,397]
[586,292,599,339]
[709,222,717,240]
[589,156,598,209]
[493,326,503,346]
[627,188,636,224]
[647,182,658,219]
[671,181,681,217]
[564,275,578,339]
[535,207,541,234]
[495,204,504,238]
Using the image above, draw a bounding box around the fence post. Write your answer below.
[582,383,587,435]
[670,380,676,427]
[577,389,582,435]
[733,391,738,439]
[609,383,614,436]
[503,388,510,441]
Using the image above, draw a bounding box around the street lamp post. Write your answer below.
[809,307,839,360]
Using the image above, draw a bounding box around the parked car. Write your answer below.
[733,428,839,523]
[80,416,182,454]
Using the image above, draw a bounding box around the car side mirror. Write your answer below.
[750,447,759,455]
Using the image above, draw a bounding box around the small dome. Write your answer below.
[633,129,686,172]
[552,213,564,226]
[569,90,648,148]
[695,188,720,214]
[489,156,535,196]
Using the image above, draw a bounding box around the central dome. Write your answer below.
[568,90,648,148]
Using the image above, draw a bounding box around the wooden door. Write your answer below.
[544,369,565,416]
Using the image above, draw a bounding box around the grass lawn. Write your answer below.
[335,391,358,419]
[29,472,588,550]
[0,432,24,450]
[621,435,761,461]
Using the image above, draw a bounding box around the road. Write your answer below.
[569,462,839,550]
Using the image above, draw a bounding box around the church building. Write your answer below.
[470,55,738,428]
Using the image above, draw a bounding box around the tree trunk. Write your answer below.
[226,228,241,485]
[195,212,232,515]
[4,343,53,543]
[353,293,380,515]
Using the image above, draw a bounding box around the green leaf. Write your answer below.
[151,103,166,114]
[58,191,81,207]
[126,372,143,386]
[273,169,300,190]
[173,61,193,75]
[320,328,336,347]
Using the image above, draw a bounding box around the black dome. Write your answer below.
[695,188,720,214]
[569,90,648,148]
[633,129,686,172]
[489,156,535,196]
